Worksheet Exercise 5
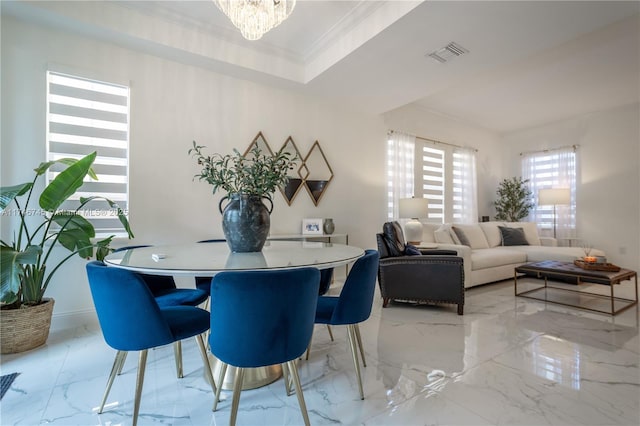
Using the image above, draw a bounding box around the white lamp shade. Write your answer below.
[399,198,429,219]
[538,188,570,205]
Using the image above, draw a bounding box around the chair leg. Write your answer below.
[457,303,464,315]
[117,351,128,375]
[133,350,149,426]
[99,350,127,413]
[174,341,183,378]
[347,325,364,400]
[213,362,228,412]
[195,334,216,396]
[287,360,311,426]
[326,324,334,341]
[354,324,366,367]
[282,362,293,396]
[382,297,389,307]
[305,331,313,361]
[229,367,245,426]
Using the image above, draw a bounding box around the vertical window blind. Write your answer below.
[46,71,130,237]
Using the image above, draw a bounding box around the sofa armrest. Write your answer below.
[539,237,558,247]
[432,243,472,288]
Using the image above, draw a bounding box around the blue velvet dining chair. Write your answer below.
[208,268,320,426]
[311,249,379,400]
[85,261,216,426]
[112,245,208,378]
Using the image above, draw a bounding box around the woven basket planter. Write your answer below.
[1,298,55,354]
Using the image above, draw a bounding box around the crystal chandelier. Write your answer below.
[213,0,297,41]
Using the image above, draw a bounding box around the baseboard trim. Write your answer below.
[50,309,98,332]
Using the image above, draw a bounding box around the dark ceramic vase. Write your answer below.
[219,193,272,252]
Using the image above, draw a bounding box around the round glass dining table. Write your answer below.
[103,240,365,389]
[104,240,364,275]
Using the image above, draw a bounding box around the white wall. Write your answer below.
[501,103,640,271]
[1,16,388,327]
[383,104,504,219]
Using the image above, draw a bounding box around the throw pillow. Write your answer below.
[404,244,422,256]
[498,226,529,246]
[452,226,471,246]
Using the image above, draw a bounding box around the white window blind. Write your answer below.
[415,141,477,223]
[521,147,576,238]
[416,145,445,221]
[46,71,130,237]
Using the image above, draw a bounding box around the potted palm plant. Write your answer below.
[189,141,295,252]
[0,152,134,353]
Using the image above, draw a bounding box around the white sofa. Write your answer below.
[419,221,605,289]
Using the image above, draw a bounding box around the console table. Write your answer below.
[514,260,638,315]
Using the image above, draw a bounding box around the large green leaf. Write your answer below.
[0,183,33,211]
[39,152,97,212]
[0,245,41,304]
[53,212,96,258]
[52,213,95,238]
[57,229,93,258]
[35,158,98,180]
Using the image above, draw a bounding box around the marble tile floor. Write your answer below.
[1,277,639,425]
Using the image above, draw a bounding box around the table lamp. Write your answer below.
[538,188,570,238]
[399,197,429,245]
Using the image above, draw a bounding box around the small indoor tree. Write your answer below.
[494,177,534,222]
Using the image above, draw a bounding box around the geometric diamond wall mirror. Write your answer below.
[302,140,333,206]
[277,136,304,206]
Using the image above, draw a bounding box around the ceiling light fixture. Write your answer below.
[213,0,297,41]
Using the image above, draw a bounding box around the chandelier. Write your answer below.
[213,0,297,41]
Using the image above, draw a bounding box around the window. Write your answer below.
[46,71,130,237]
[414,140,477,223]
[387,132,477,224]
[521,147,576,238]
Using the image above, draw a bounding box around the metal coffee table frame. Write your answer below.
[514,261,638,315]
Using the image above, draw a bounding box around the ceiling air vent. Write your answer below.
[427,42,469,63]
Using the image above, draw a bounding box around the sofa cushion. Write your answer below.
[479,221,504,247]
[383,221,405,257]
[435,224,456,244]
[452,224,490,249]
[421,223,439,243]
[471,247,527,270]
[499,226,529,246]
[505,222,541,246]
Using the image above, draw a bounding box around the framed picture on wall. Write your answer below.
[302,218,323,235]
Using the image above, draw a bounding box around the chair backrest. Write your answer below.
[376,234,391,259]
[329,250,380,325]
[86,261,175,351]
[208,268,320,368]
[318,268,334,295]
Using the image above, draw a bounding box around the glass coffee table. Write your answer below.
[514,260,638,315]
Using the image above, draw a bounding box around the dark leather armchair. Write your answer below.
[376,222,465,315]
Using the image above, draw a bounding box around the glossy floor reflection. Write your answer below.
[2,278,638,425]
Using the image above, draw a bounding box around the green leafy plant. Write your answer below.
[188,141,296,197]
[0,152,134,308]
[494,177,534,222]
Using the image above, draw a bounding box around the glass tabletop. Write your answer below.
[104,240,364,276]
